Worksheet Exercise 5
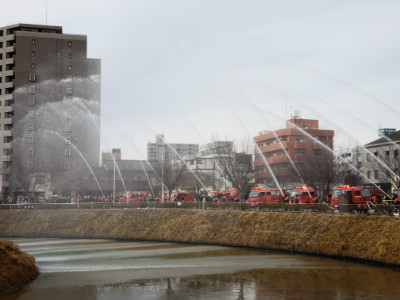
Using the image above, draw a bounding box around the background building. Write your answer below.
[147,134,199,164]
[0,24,101,198]
[254,111,334,188]
[361,129,400,193]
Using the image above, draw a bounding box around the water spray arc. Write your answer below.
[257,110,390,198]
[301,102,400,183]
[42,129,105,199]
[164,143,208,192]
[222,103,284,196]
[226,80,311,195]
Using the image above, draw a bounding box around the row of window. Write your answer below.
[29,85,73,95]
[27,149,72,157]
[25,136,71,144]
[28,123,72,132]
[18,161,72,170]
[31,38,73,47]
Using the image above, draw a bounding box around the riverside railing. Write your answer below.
[0,202,399,215]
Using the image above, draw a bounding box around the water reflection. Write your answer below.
[1,238,400,300]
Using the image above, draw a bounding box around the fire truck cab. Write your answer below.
[289,186,316,204]
[175,191,195,202]
[331,185,371,207]
[247,187,284,205]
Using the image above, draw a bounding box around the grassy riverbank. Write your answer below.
[1,209,400,265]
[0,240,39,294]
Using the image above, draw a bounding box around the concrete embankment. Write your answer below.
[0,240,39,294]
[1,209,400,266]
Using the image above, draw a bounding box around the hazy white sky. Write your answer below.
[3,0,400,159]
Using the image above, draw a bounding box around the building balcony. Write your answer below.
[4,81,14,89]
[5,45,14,53]
[267,156,289,164]
[261,142,288,153]
[4,57,14,65]
[3,70,14,77]
[5,34,14,42]
[2,106,13,113]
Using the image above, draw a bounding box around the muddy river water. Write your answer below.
[2,238,400,299]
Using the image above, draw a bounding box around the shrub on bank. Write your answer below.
[0,240,39,294]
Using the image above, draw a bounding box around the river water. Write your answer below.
[2,238,400,300]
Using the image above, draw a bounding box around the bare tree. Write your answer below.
[213,139,254,201]
[154,163,188,200]
[291,148,342,199]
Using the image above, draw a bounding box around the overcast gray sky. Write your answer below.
[3,0,400,159]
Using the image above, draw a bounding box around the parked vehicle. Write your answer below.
[331,185,372,207]
[248,187,284,206]
[289,186,316,204]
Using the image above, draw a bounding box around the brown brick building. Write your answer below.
[254,116,334,187]
[0,24,101,198]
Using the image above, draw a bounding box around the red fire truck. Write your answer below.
[122,191,147,203]
[173,191,196,202]
[289,186,316,204]
[209,190,223,202]
[223,188,240,202]
[248,187,284,206]
[331,185,372,207]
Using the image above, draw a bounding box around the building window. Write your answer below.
[66,87,72,94]
[366,153,370,162]
[29,98,35,106]
[65,150,71,157]
[395,150,398,158]
[28,136,34,144]
[386,151,390,159]
[29,74,36,81]
[296,138,304,142]
[67,65,72,71]
[28,162,33,169]
[65,124,72,131]
[28,149,33,157]
[65,161,71,169]
[32,39,35,45]
[367,171,371,179]
[66,76,72,81]
[64,137,71,144]
[28,123,34,131]
[68,41,72,47]
[375,170,379,179]
[31,51,35,57]
[296,151,304,156]
[68,53,72,59]
[31,63,35,69]
[28,111,34,118]
[29,85,36,94]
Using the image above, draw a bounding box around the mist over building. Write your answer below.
[0,24,101,197]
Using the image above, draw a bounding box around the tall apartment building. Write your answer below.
[253,114,334,186]
[0,24,101,198]
[147,134,199,164]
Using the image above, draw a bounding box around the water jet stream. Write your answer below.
[42,129,105,199]
[301,101,400,183]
